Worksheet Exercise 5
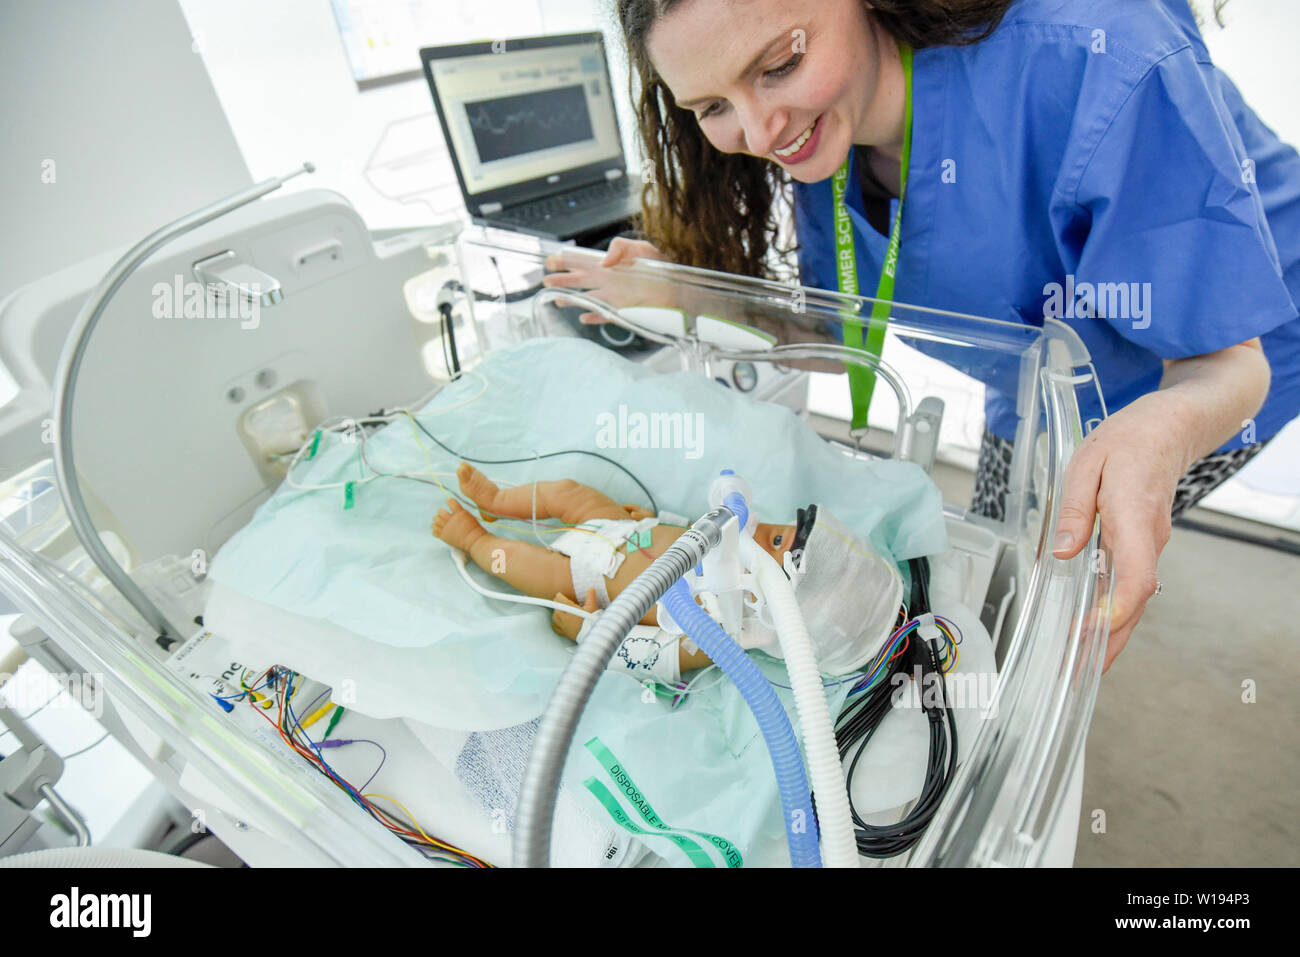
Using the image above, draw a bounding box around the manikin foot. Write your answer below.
[457,461,503,522]
[432,497,489,552]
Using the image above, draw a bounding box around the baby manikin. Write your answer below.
[432,462,902,684]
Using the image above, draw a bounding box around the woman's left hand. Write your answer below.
[1050,337,1270,672]
[1049,390,1194,671]
[542,239,673,324]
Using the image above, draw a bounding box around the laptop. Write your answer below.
[421,32,641,241]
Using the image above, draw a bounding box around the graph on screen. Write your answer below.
[464,85,595,163]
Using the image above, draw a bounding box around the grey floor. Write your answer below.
[1074,516,1300,867]
[918,452,1300,867]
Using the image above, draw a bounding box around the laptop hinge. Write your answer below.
[605,169,623,180]
[480,202,503,214]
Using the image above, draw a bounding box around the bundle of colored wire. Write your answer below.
[236,667,492,868]
[849,613,960,697]
[831,557,959,858]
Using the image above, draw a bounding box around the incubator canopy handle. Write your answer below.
[193,250,284,308]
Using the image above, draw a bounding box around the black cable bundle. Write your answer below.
[833,557,960,858]
[438,302,462,380]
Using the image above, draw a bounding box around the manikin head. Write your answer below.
[753,518,798,564]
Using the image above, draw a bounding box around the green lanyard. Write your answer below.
[833,41,913,431]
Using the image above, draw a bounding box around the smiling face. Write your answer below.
[646,0,902,183]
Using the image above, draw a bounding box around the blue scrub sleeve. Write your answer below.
[1072,48,1298,359]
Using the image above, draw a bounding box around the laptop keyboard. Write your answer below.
[505,179,632,224]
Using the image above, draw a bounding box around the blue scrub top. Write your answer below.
[792,0,1300,452]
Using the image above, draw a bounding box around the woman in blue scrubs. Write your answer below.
[544,0,1298,669]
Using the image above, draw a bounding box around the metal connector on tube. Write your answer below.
[51,164,314,644]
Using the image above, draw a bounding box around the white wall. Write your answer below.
[1199,0,1300,145]
[178,0,639,231]
[1198,0,1300,519]
[0,0,251,304]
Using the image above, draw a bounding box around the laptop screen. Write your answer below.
[424,34,625,206]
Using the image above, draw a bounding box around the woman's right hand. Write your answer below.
[541,237,672,324]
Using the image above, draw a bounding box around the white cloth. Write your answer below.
[552,517,659,608]
[404,718,647,868]
[576,612,681,685]
[792,505,903,675]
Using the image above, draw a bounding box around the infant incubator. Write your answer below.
[0,179,1111,867]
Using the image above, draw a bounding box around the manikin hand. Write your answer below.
[552,588,600,641]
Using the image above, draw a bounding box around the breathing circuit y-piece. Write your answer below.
[655,470,756,643]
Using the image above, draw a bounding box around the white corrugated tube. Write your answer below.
[740,537,860,868]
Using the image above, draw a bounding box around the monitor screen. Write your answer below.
[426,37,624,198]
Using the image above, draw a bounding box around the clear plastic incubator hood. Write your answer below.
[0,187,1111,868]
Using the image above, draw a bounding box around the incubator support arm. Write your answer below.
[0,704,91,848]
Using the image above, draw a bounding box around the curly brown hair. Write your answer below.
[1196,0,1232,27]
[617,0,1231,280]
